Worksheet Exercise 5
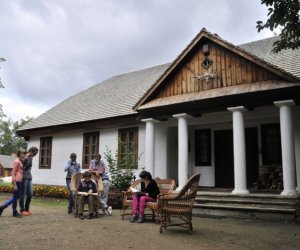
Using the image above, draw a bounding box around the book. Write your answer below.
[77,191,98,196]
[130,187,144,194]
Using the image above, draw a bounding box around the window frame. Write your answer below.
[118,127,138,169]
[261,123,282,165]
[194,129,211,166]
[82,131,100,169]
[39,137,52,169]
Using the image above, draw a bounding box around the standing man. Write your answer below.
[64,153,81,214]
[20,146,39,216]
[89,154,112,215]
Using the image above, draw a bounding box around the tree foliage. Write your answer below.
[0,117,33,155]
[257,0,300,53]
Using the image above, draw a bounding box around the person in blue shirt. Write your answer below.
[64,153,81,214]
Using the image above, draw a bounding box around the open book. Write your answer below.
[130,187,144,194]
[77,191,98,196]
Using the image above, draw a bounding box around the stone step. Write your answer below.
[194,203,296,213]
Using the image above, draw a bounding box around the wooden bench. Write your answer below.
[121,178,176,221]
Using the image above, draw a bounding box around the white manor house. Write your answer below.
[18,29,300,200]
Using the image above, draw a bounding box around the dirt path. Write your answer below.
[0,194,300,250]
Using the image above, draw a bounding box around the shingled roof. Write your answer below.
[19,63,170,131]
[239,36,300,78]
[19,34,300,132]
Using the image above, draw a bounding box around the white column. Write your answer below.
[228,106,249,195]
[142,118,158,177]
[173,113,191,187]
[274,100,297,197]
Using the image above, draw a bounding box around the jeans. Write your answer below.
[2,182,24,214]
[132,195,156,217]
[100,180,111,209]
[66,179,74,212]
[19,179,33,212]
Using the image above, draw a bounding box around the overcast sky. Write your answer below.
[0,0,275,121]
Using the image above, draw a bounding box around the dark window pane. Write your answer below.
[195,129,211,166]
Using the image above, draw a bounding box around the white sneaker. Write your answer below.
[106,206,112,216]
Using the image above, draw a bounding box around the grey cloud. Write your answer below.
[0,0,271,114]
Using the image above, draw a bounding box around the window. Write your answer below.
[195,129,211,166]
[82,132,99,168]
[39,137,52,169]
[118,127,138,169]
[261,124,282,165]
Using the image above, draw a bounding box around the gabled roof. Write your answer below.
[19,29,300,132]
[0,155,16,169]
[133,28,300,110]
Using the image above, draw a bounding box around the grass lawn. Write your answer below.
[0,192,68,207]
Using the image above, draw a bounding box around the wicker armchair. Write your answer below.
[158,173,201,234]
[71,173,103,217]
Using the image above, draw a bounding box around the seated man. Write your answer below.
[77,171,97,220]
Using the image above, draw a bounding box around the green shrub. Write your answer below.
[104,146,138,192]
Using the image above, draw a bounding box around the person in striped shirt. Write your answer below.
[0,148,26,218]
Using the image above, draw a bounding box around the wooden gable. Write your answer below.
[153,41,285,99]
[134,29,299,110]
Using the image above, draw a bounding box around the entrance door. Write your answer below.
[214,128,259,189]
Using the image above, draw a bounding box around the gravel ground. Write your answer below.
[0,194,300,250]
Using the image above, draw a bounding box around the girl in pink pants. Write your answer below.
[130,171,160,223]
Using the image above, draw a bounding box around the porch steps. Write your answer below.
[193,191,300,221]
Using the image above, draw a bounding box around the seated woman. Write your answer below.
[77,171,97,220]
[131,170,160,223]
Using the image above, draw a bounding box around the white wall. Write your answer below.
[30,124,146,186]
[29,132,83,185]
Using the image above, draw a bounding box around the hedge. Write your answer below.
[0,183,123,209]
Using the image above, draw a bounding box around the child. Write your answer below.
[0,148,26,218]
[131,170,160,223]
[19,146,39,216]
[64,153,81,214]
[77,171,97,220]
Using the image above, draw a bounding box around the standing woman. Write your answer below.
[131,170,160,223]
[64,153,81,214]
[20,146,39,216]
[0,148,26,218]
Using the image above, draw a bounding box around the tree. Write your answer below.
[256,0,300,53]
[0,117,33,155]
